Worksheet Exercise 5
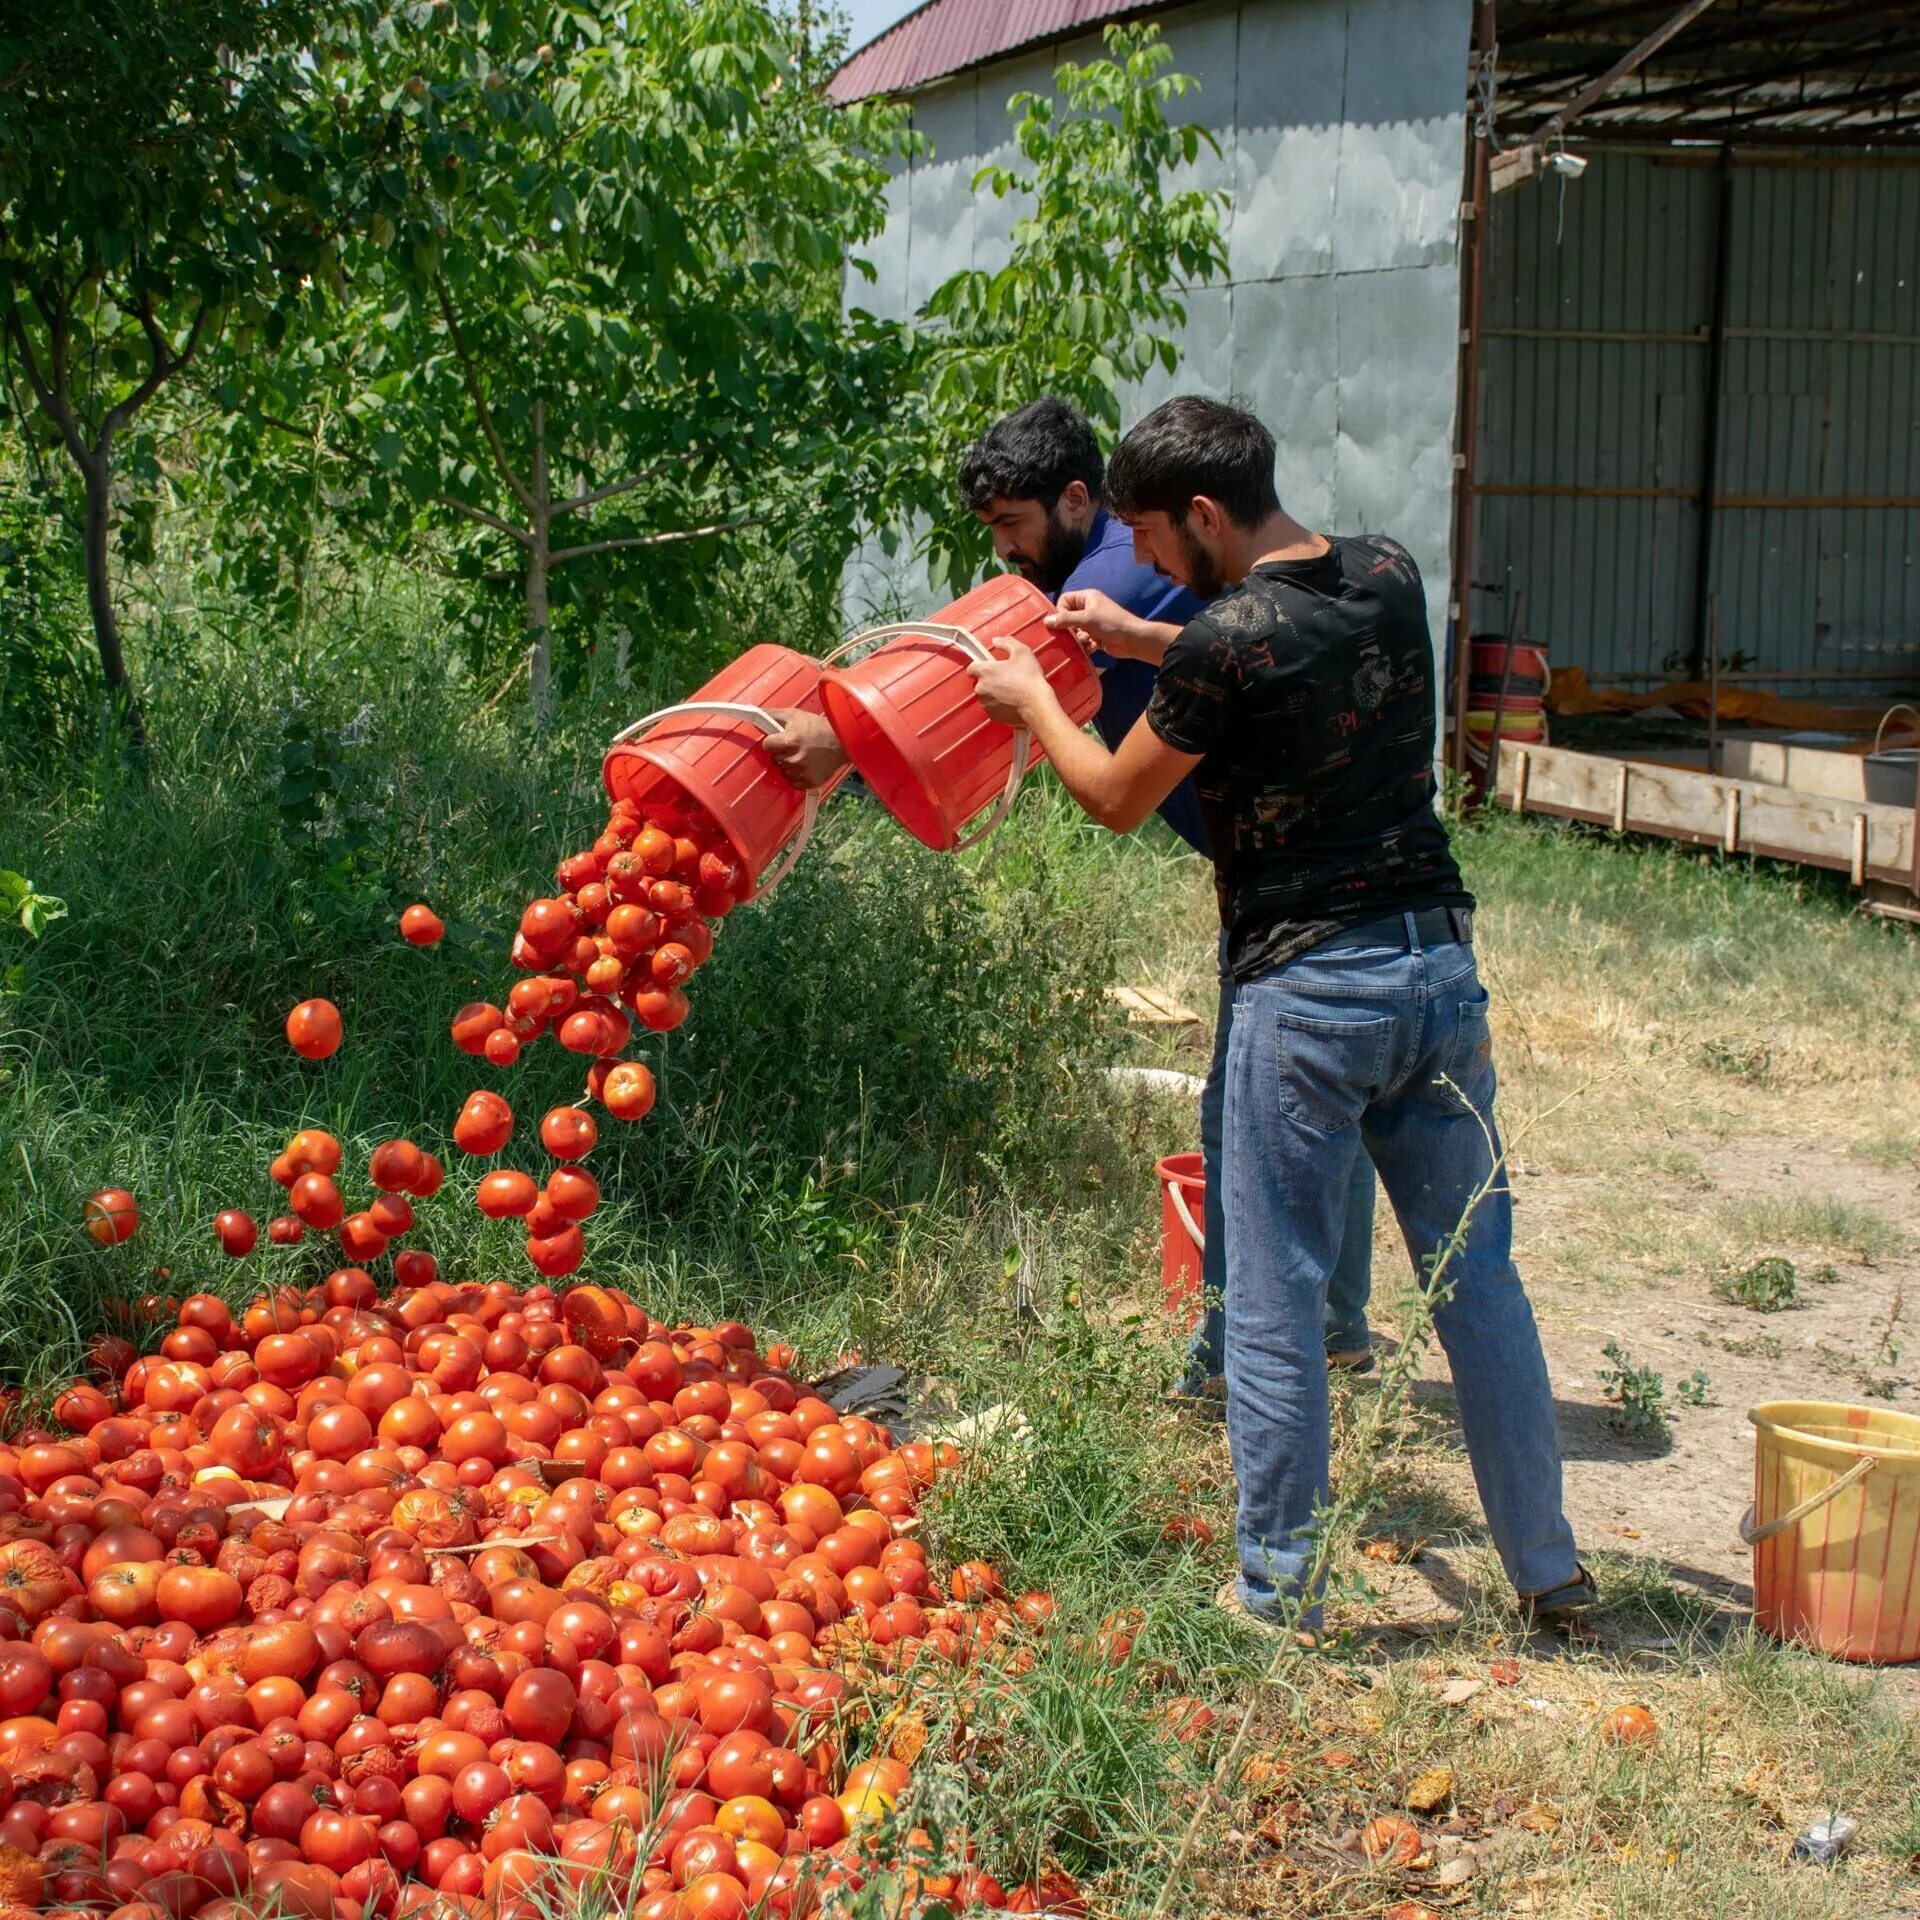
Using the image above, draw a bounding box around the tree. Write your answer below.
[296,0,913,710]
[0,0,351,736]
[906,25,1230,591]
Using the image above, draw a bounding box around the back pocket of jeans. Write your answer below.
[1437,983,1494,1102]
[1274,1009,1396,1133]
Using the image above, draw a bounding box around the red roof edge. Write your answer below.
[828,0,1170,104]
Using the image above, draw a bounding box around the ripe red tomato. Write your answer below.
[267,1214,304,1246]
[484,1028,522,1067]
[525,1224,585,1279]
[544,1168,599,1221]
[450,1003,505,1056]
[539,1107,597,1160]
[285,998,344,1060]
[369,1139,425,1192]
[477,1171,540,1220]
[600,1063,655,1122]
[213,1210,258,1257]
[631,988,689,1033]
[84,1188,139,1246]
[289,1173,345,1231]
[453,1090,514,1157]
[339,1212,390,1263]
[287,1127,343,1174]
[400,904,445,947]
[393,1249,438,1287]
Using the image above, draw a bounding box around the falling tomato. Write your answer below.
[285,998,343,1061]
[83,1188,139,1246]
[212,1210,258,1257]
[399,903,446,946]
[539,1106,597,1160]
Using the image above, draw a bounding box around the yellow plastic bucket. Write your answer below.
[1743,1401,1920,1663]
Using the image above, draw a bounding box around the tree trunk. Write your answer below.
[80,449,146,746]
[526,400,551,720]
[526,526,551,716]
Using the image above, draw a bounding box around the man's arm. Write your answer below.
[969,643,1199,834]
[1043,587,1182,666]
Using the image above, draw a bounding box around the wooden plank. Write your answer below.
[1105,985,1204,1028]
[1492,741,1918,889]
[1719,740,1918,808]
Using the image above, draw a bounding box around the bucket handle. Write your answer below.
[821,620,1035,852]
[1738,1453,1878,1547]
[1166,1175,1205,1253]
[1872,703,1920,756]
[605,699,821,900]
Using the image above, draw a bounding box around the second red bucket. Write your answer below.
[821,575,1101,852]
[1156,1151,1206,1323]
[603,644,846,898]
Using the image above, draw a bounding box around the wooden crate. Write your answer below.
[1496,741,1920,895]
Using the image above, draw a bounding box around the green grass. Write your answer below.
[15,574,1920,1916]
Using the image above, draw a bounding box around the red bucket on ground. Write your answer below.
[821,575,1101,852]
[603,644,843,897]
[1156,1151,1205,1323]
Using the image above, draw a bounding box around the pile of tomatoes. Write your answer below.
[0,1277,1068,1920]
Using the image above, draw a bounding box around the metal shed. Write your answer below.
[831,0,1477,669]
[834,0,1920,904]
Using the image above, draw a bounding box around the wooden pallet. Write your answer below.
[1496,740,1920,896]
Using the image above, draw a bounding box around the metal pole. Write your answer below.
[1688,144,1735,680]
[1449,0,1497,779]
[1522,0,1722,149]
[1706,595,1722,774]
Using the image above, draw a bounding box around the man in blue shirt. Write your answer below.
[766,397,1378,1392]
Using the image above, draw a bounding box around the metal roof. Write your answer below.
[1497,1,1920,147]
[828,0,1168,103]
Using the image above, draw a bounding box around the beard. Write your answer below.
[1013,507,1090,596]
[1175,522,1227,601]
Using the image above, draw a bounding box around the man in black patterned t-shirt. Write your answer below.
[969,396,1587,1636]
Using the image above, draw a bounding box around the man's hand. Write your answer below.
[968,639,1054,727]
[764,709,850,790]
[1044,588,1176,664]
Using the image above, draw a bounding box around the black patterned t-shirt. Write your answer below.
[1144,535,1470,983]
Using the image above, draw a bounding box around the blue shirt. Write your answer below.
[1058,510,1209,853]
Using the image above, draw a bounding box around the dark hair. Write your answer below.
[957,397,1104,514]
[1104,397,1281,528]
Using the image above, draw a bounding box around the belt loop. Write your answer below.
[1404,909,1421,953]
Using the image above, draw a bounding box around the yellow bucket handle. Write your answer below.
[1739,1454,1878,1547]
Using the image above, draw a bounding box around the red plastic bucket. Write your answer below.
[820,575,1101,852]
[1156,1151,1205,1322]
[602,644,845,897]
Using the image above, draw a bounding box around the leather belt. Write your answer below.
[1316,906,1474,952]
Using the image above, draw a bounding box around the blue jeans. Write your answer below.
[1223,918,1577,1618]
[1188,935,1374,1383]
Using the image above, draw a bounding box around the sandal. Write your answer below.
[1519,1563,1597,1626]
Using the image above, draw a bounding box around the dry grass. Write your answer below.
[1092,806,1920,1918]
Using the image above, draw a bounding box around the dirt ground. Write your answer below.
[1362,1124,1920,1663]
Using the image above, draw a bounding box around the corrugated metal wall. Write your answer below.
[1477,151,1920,689]
[843,0,1475,679]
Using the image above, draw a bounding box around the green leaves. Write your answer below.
[900,24,1230,594]
[0,872,68,940]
